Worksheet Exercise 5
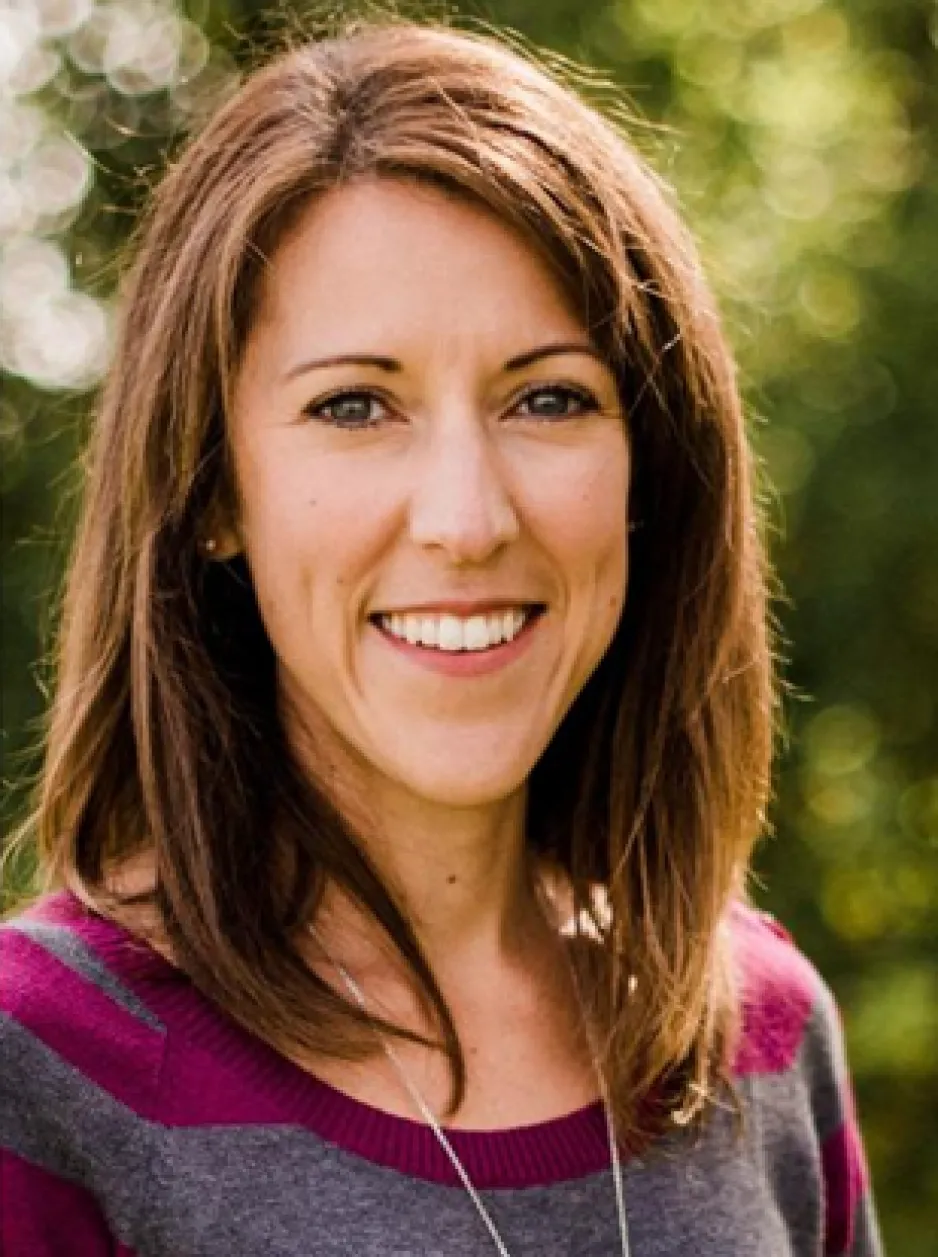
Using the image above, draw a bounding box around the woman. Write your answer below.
[0,18,882,1256]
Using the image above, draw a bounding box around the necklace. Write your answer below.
[317,939,632,1257]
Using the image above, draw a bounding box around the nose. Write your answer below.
[407,409,520,564]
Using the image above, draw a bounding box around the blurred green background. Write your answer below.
[1,0,936,1249]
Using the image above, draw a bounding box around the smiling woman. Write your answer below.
[0,15,882,1257]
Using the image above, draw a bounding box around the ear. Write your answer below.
[198,496,242,561]
[199,526,241,561]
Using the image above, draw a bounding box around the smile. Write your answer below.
[368,604,546,677]
[373,606,542,653]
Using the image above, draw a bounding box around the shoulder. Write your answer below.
[724,900,842,1081]
[0,890,168,1123]
[723,903,882,1255]
[0,891,175,1250]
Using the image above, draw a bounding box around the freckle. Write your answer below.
[447,874,457,885]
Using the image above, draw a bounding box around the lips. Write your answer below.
[369,601,546,676]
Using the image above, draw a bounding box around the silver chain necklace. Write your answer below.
[317,937,632,1257]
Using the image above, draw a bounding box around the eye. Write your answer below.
[514,383,601,420]
[303,390,389,429]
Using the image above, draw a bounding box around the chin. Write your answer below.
[384,759,530,811]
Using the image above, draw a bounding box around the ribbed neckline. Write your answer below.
[26,890,632,1190]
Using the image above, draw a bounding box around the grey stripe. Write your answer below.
[797,976,852,1143]
[3,919,165,1031]
[0,1009,162,1250]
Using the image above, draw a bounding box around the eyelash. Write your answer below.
[302,383,602,430]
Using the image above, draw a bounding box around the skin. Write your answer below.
[217,176,631,1124]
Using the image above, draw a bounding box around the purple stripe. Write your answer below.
[729,906,816,1076]
[1,931,165,1112]
[1,1150,136,1256]
[822,1117,868,1255]
[15,892,174,988]
[158,1024,621,1187]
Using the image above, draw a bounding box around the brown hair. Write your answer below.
[10,16,776,1144]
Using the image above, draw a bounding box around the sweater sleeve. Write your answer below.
[730,905,886,1257]
[744,910,885,1257]
[0,914,158,1257]
[806,974,884,1257]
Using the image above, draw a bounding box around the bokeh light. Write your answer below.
[0,0,234,392]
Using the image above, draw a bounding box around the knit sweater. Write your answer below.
[1,890,883,1256]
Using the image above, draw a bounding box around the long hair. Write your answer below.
[12,17,776,1144]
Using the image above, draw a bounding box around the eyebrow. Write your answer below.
[281,341,606,382]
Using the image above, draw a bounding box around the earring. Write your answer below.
[201,537,218,555]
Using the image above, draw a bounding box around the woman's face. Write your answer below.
[227,177,630,811]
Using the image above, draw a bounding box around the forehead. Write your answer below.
[247,177,585,365]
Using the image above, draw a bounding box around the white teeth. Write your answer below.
[437,615,464,651]
[463,615,490,651]
[420,616,439,647]
[377,607,536,651]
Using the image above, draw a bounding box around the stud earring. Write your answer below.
[201,537,218,555]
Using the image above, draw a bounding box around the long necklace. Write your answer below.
[317,939,632,1257]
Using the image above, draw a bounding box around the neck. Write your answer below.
[316,782,552,984]
[289,744,555,990]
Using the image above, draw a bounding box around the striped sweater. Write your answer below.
[0,890,883,1256]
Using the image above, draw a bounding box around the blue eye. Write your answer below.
[516,384,600,419]
[304,390,387,429]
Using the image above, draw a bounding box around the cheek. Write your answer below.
[534,443,628,700]
[550,439,630,590]
[232,451,328,635]
[235,451,389,639]
[565,447,630,652]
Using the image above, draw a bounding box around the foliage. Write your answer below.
[2,0,936,1248]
